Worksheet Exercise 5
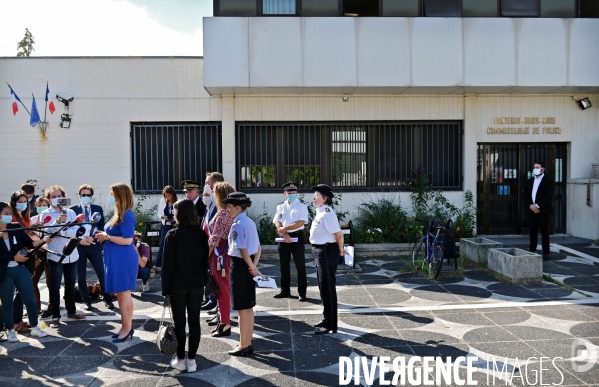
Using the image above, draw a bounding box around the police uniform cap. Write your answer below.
[222,191,251,205]
[181,180,201,191]
[311,184,335,198]
[282,182,299,192]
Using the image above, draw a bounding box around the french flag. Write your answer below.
[45,82,56,114]
[9,85,21,116]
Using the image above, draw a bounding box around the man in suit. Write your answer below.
[182,180,206,218]
[71,184,114,309]
[523,162,555,261]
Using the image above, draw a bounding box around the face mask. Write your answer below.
[203,184,212,195]
[0,215,12,224]
[51,197,62,206]
[288,193,298,202]
[27,196,32,202]
[15,203,28,212]
[81,196,91,205]
[36,206,48,214]
[533,168,542,176]
[108,195,117,206]
[202,195,212,207]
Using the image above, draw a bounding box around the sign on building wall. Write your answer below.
[486,117,562,135]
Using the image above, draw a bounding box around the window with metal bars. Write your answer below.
[235,121,462,192]
[131,122,222,193]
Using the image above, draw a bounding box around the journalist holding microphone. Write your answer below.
[0,201,50,342]
[41,185,89,328]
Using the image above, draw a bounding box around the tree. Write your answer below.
[17,28,35,57]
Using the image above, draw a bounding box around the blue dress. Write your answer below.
[103,210,138,293]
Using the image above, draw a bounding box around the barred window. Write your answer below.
[131,122,222,193]
[236,121,462,192]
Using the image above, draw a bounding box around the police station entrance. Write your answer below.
[476,143,567,235]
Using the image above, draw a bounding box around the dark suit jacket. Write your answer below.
[523,174,555,215]
[70,203,105,232]
[194,199,207,219]
[0,223,36,281]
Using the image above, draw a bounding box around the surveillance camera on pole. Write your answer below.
[56,92,74,128]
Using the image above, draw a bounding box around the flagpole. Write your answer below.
[32,92,44,131]
[43,81,48,125]
[6,81,32,116]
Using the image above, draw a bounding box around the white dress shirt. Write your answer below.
[532,174,544,207]
[272,199,309,233]
[40,207,80,264]
[309,205,341,244]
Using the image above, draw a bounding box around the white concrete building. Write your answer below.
[1,2,599,238]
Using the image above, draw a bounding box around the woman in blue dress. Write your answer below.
[94,183,138,343]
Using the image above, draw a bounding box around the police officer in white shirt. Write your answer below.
[272,182,309,301]
[309,184,346,335]
[40,185,88,327]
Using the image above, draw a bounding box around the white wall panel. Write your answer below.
[569,19,599,87]
[203,17,249,88]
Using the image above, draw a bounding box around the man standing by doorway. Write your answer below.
[523,161,555,261]
[272,182,309,301]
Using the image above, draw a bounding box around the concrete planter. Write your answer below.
[487,248,542,285]
[460,237,503,265]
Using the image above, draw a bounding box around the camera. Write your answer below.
[58,198,71,207]
[56,92,74,105]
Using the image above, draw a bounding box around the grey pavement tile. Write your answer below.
[111,355,169,376]
[196,337,237,354]
[294,371,344,387]
[234,349,295,372]
[158,376,218,387]
[385,312,435,329]
[410,285,462,303]
[339,314,395,330]
[0,356,46,378]
[462,326,518,343]
[570,321,599,338]
[486,283,547,299]
[569,305,599,320]
[464,269,501,282]
[563,276,599,286]
[291,333,351,351]
[526,338,578,358]
[398,330,462,346]
[15,376,95,387]
[532,308,595,322]
[349,330,407,349]
[526,288,575,299]
[434,312,494,326]
[253,333,293,352]
[571,285,599,294]
[235,372,297,387]
[470,341,543,359]
[89,376,161,387]
[294,347,353,371]
[7,340,73,357]
[42,355,113,378]
[58,340,118,357]
[482,311,532,325]
[364,287,411,305]
[503,326,573,341]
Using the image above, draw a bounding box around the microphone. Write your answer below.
[43,215,52,224]
[75,214,86,223]
[89,212,102,236]
[59,226,87,261]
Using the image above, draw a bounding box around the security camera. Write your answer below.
[56,92,74,105]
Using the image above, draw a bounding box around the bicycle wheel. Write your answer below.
[428,244,444,280]
[411,237,426,269]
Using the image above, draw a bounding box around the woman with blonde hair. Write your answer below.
[94,183,138,342]
[206,182,236,337]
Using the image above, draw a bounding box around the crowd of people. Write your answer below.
[0,176,348,374]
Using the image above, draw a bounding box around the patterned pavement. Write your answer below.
[1,243,598,386]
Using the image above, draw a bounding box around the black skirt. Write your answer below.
[230,256,256,310]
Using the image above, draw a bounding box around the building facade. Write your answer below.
[1,1,598,238]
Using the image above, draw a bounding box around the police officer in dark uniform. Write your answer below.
[272,182,309,301]
[309,184,345,335]
[181,180,206,218]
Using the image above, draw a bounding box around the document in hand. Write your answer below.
[275,237,299,243]
[344,246,355,266]
[253,276,278,289]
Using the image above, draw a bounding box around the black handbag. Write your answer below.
[156,297,178,355]
[205,271,218,297]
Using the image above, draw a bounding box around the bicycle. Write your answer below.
[411,219,445,279]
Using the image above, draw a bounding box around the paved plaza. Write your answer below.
[1,240,598,386]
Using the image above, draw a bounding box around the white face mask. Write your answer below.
[51,197,61,206]
[202,195,212,207]
[533,168,542,176]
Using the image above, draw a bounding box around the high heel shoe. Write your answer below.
[211,323,231,337]
[228,344,253,356]
[112,329,134,343]
[208,316,220,326]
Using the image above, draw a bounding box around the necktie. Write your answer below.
[85,206,90,221]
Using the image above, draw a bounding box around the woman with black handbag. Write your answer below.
[161,199,209,372]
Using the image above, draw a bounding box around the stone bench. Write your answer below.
[487,248,543,285]
[460,237,503,265]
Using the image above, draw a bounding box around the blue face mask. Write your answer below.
[1,215,12,224]
[288,193,298,202]
[108,195,117,206]
[81,196,91,205]
[36,206,48,214]
[15,203,28,212]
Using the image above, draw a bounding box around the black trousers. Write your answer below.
[278,231,307,295]
[312,243,339,331]
[529,213,550,254]
[171,288,203,360]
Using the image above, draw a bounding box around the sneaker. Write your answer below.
[170,356,187,371]
[7,329,18,343]
[142,284,150,292]
[50,318,60,328]
[104,299,115,310]
[31,327,49,338]
[186,358,197,373]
